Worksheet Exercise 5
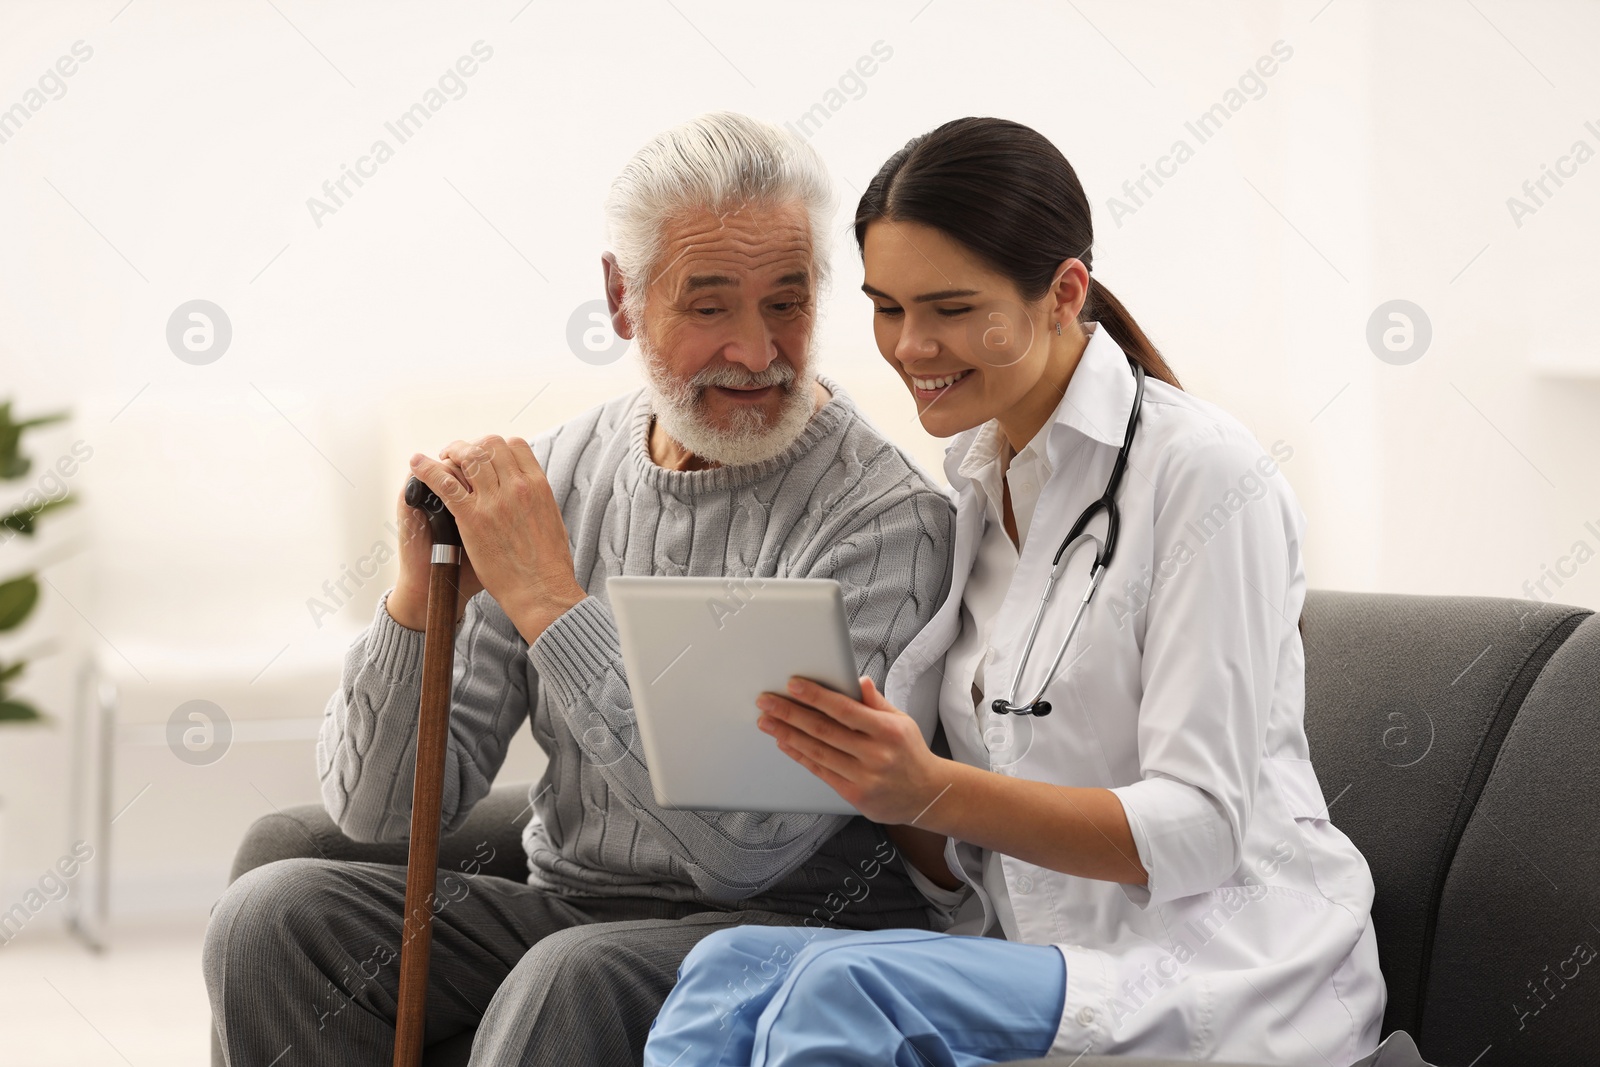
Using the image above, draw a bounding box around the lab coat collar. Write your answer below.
[1041,319,1138,461]
[942,320,1137,488]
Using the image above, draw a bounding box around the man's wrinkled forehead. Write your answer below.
[653,203,814,298]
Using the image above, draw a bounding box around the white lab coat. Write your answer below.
[884,322,1387,1065]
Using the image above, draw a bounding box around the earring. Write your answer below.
[1056,321,1063,336]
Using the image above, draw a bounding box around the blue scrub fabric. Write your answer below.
[642,926,1067,1067]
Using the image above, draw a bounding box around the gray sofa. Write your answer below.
[215,590,1600,1066]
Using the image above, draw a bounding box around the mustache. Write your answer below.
[689,361,796,392]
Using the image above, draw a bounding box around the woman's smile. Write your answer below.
[909,367,974,402]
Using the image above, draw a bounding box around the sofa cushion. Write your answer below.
[1299,591,1589,1041]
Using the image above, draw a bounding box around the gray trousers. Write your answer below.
[202,856,812,1067]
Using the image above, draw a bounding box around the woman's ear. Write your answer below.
[1049,256,1092,327]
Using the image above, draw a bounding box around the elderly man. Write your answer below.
[203,111,955,1066]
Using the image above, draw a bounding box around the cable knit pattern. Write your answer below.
[316,377,955,924]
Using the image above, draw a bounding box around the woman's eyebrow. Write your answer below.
[861,282,981,302]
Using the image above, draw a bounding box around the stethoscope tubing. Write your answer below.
[989,358,1146,717]
[992,533,1105,716]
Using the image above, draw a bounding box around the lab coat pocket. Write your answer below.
[1264,755,1374,913]
[1264,757,1329,822]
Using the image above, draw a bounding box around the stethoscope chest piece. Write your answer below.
[993,697,1051,717]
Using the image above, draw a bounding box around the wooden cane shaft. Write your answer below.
[391,558,461,1067]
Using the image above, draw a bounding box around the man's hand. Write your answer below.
[406,434,586,644]
[387,473,485,631]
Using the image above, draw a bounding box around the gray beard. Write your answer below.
[639,339,819,468]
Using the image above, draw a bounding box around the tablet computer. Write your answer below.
[606,575,862,815]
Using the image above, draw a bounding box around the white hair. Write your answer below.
[603,111,838,335]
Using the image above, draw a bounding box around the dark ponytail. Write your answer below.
[852,116,1181,390]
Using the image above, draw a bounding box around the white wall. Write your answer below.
[1,0,1596,925]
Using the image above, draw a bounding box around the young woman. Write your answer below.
[641,117,1386,1066]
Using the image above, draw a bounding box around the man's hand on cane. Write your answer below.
[385,480,482,630]
[391,434,587,644]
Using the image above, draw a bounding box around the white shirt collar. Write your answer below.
[956,418,1052,540]
[956,419,1045,501]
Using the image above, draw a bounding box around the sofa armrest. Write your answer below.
[228,781,536,884]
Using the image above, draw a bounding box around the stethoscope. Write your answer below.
[990,358,1146,717]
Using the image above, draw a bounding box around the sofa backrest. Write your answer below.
[1423,610,1600,1066]
[1300,591,1593,1066]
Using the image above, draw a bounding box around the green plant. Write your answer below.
[0,400,77,723]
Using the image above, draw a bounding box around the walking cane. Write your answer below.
[392,476,464,1067]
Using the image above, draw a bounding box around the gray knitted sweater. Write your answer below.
[316,376,955,927]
